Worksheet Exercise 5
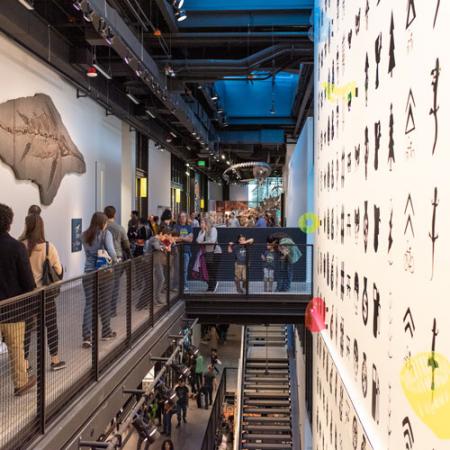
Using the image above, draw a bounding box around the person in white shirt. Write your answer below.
[228,212,240,228]
[196,218,222,292]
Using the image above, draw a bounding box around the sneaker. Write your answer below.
[51,361,66,371]
[82,339,92,349]
[101,331,117,341]
[14,375,36,396]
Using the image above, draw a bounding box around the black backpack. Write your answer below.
[42,242,63,286]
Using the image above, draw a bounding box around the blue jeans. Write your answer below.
[183,252,191,286]
[163,410,175,435]
[82,272,113,339]
[276,260,293,292]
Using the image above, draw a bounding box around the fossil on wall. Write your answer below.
[0,93,86,205]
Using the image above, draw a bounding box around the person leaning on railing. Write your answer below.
[81,212,117,348]
[0,203,37,396]
[20,213,65,371]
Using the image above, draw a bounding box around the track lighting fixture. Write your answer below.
[17,0,34,9]
[145,109,156,119]
[82,3,94,22]
[221,154,226,160]
[93,62,112,80]
[126,93,140,105]
[172,0,184,8]
[185,170,190,176]
[86,66,97,78]
[211,93,218,101]
[73,0,84,11]
[175,8,187,22]
[170,131,177,138]
[166,135,173,143]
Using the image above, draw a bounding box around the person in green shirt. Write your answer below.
[194,353,204,392]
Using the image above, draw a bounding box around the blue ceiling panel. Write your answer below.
[218,129,285,144]
[215,72,299,121]
[184,0,314,11]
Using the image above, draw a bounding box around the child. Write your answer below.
[261,238,276,292]
[228,235,254,293]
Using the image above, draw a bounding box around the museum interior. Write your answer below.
[0,0,448,450]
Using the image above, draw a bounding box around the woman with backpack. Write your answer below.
[81,212,117,348]
[21,214,65,371]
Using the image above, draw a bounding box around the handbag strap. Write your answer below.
[45,241,49,259]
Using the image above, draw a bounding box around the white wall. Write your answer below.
[208,181,223,201]
[148,141,171,217]
[229,183,248,202]
[313,1,450,449]
[285,118,314,229]
[121,124,136,227]
[0,33,129,278]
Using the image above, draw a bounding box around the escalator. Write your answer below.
[239,325,293,450]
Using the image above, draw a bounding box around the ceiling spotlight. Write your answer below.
[185,170,190,176]
[192,131,197,136]
[172,0,185,8]
[186,146,191,151]
[86,66,98,78]
[145,109,156,119]
[82,3,94,22]
[93,63,112,80]
[166,135,173,143]
[164,65,176,78]
[124,53,133,65]
[73,0,84,11]
[135,65,144,78]
[186,163,190,167]
[175,9,187,22]
[126,93,140,105]
[270,100,276,115]
[160,147,164,152]
[211,93,218,101]
[227,160,231,165]
[170,131,177,138]
[221,154,226,160]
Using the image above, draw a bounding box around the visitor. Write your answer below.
[127,210,139,255]
[18,204,42,241]
[228,212,239,228]
[175,378,189,427]
[203,364,217,406]
[160,209,174,233]
[0,203,37,396]
[161,439,174,450]
[21,214,65,371]
[104,206,131,316]
[190,212,199,228]
[196,218,222,292]
[134,217,149,257]
[174,212,193,290]
[149,215,159,236]
[261,237,277,292]
[228,234,254,294]
[144,228,174,306]
[276,235,302,292]
[217,324,230,345]
[81,212,117,348]
[194,351,204,392]
[255,213,267,228]
[210,348,222,374]
[162,399,176,436]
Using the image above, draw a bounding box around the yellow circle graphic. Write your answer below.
[400,352,450,439]
[298,212,320,234]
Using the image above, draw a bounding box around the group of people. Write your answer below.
[224,212,276,228]
[0,203,66,397]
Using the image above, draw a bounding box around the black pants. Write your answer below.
[205,253,220,291]
[194,372,203,393]
[24,295,59,360]
[204,385,213,405]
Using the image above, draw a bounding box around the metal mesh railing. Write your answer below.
[183,243,313,296]
[0,251,181,450]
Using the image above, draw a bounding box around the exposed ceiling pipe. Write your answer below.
[85,0,213,145]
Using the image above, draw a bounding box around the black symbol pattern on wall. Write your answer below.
[430,58,440,155]
[429,318,439,401]
[363,201,369,252]
[374,121,381,170]
[388,12,396,76]
[388,104,395,170]
[371,364,380,424]
[402,416,414,449]
[429,187,439,280]
[405,89,416,134]
[375,34,382,88]
[373,283,380,338]
[361,352,368,398]
[365,53,369,106]
[406,0,416,29]
[388,208,393,253]
[403,308,415,337]
[362,276,369,326]
[404,194,415,237]
[364,127,369,179]
[433,0,440,28]
[373,204,380,252]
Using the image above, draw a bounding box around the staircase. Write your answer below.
[239,325,293,450]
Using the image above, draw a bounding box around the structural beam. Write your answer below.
[155,0,179,33]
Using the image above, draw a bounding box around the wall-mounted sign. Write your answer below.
[197,160,206,167]
[71,218,82,253]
